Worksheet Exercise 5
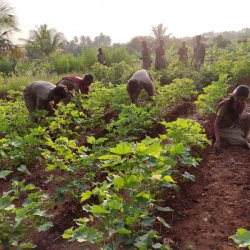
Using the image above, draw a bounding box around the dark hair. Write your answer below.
[226,85,249,119]
[83,74,94,84]
[127,79,140,94]
[52,86,68,99]
[233,85,249,98]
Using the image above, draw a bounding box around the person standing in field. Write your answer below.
[178,41,188,63]
[12,59,18,75]
[23,81,68,121]
[155,39,168,70]
[141,40,152,70]
[56,74,94,103]
[213,85,250,152]
[127,69,156,106]
[97,48,106,65]
[191,35,205,71]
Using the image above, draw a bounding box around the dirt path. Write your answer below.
[161,146,250,250]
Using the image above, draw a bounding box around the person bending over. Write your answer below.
[24,81,68,121]
[57,74,94,103]
[127,69,156,106]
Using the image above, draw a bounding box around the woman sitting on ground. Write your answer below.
[214,85,250,151]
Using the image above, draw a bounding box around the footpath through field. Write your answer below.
[160,101,250,250]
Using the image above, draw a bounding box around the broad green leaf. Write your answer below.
[45,164,56,172]
[141,216,155,226]
[169,143,185,156]
[152,243,162,249]
[25,184,36,191]
[87,136,96,144]
[125,215,138,225]
[91,205,109,214]
[136,143,162,157]
[63,228,73,239]
[19,242,37,249]
[17,165,31,175]
[106,199,123,210]
[182,172,196,182]
[110,142,132,155]
[230,228,250,247]
[163,175,176,183]
[37,222,53,232]
[0,170,12,180]
[136,192,151,200]
[80,190,92,203]
[98,154,121,161]
[33,209,46,216]
[113,176,125,189]
[117,228,131,235]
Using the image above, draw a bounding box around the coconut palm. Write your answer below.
[25,24,66,58]
[151,23,170,43]
[0,0,18,55]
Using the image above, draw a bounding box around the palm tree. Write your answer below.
[151,23,170,43]
[25,24,65,58]
[0,0,18,55]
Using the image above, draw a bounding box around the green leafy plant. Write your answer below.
[230,228,250,249]
[0,181,53,250]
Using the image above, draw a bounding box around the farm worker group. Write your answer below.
[23,74,94,121]
[23,35,250,152]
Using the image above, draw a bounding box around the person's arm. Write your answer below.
[37,98,54,115]
[45,102,54,116]
[214,105,226,149]
[214,116,222,149]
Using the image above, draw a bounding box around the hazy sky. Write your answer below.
[8,0,250,44]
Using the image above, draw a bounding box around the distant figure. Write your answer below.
[127,69,156,106]
[178,41,188,63]
[97,48,106,65]
[23,81,68,121]
[57,74,94,103]
[12,59,18,75]
[213,85,250,152]
[191,35,205,71]
[155,40,168,70]
[141,40,152,70]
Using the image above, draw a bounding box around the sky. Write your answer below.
[7,0,250,44]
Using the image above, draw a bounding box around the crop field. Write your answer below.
[1,41,250,250]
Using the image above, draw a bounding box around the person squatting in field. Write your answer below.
[126,69,156,106]
[23,81,68,121]
[213,85,250,151]
[56,74,94,104]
